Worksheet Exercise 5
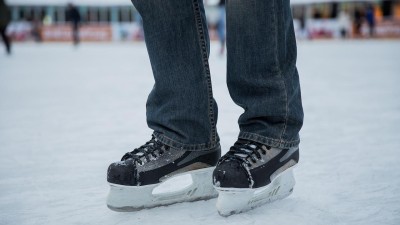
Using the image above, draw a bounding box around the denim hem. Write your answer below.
[238,131,299,149]
[153,131,220,151]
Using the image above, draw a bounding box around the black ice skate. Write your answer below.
[212,139,299,216]
[107,135,221,211]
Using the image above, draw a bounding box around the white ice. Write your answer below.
[1,40,399,225]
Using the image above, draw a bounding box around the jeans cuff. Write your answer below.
[153,131,220,151]
[238,131,300,149]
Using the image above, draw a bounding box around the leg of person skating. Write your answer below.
[0,25,11,54]
[72,24,79,46]
[106,0,220,211]
[213,0,304,216]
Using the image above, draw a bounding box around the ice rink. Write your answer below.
[1,40,400,225]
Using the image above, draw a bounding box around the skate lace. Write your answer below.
[121,135,169,165]
[222,139,271,167]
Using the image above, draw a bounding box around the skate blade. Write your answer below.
[107,167,217,212]
[215,167,296,217]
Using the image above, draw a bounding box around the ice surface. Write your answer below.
[1,41,400,225]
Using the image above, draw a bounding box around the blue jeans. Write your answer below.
[131,0,303,151]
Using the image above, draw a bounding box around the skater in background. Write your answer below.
[216,0,226,55]
[0,0,11,55]
[31,16,43,42]
[106,0,303,216]
[338,9,351,39]
[298,7,308,40]
[66,3,81,45]
[354,8,363,37]
[366,5,375,37]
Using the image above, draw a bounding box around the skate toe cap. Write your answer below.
[213,160,251,188]
[107,159,137,186]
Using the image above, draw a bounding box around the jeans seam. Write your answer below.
[272,0,289,144]
[239,131,299,148]
[153,131,219,151]
[192,0,217,144]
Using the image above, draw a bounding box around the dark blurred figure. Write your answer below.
[354,8,363,37]
[0,0,11,54]
[217,0,226,55]
[330,2,339,18]
[313,9,322,19]
[66,3,81,45]
[366,5,375,37]
[381,0,393,20]
[298,9,308,39]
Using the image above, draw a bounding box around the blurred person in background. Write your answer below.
[297,9,309,40]
[66,3,81,46]
[366,5,375,37]
[30,16,43,42]
[354,8,363,37]
[216,0,226,55]
[0,0,11,55]
[338,9,351,39]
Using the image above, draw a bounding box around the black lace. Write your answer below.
[222,139,271,167]
[121,135,169,164]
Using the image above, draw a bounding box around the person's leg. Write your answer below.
[106,1,221,210]
[226,0,303,148]
[132,0,219,151]
[0,25,11,54]
[212,0,304,216]
[72,23,79,45]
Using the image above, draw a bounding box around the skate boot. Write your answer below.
[107,135,221,211]
[213,139,299,216]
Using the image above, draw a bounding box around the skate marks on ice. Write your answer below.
[103,191,341,225]
[104,168,339,225]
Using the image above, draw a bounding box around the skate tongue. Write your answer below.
[135,138,164,159]
[121,136,162,161]
[136,145,154,157]
[234,144,257,158]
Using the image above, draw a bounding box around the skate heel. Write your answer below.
[215,167,296,216]
[107,167,217,211]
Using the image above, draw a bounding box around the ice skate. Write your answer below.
[213,139,299,216]
[107,135,221,211]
